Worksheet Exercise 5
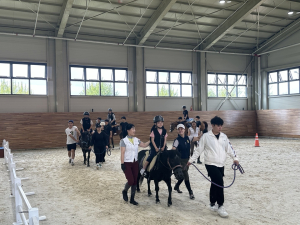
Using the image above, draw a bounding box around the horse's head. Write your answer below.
[166,150,184,180]
[80,131,91,148]
[170,121,178,133]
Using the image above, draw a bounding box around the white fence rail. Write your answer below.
[3,140,46,225]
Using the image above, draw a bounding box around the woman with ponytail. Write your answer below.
[120,124,150,205]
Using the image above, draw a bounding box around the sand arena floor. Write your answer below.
[1,138,300,225]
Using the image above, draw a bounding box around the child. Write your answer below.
[80,111,93,134]
[140,115,168,176]
[65,120,80,166]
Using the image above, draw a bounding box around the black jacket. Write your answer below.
[150,127,167,151]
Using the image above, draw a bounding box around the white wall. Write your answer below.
[269,96,300,110]
[263,29,300,110]
[266,30,300,69]
[0,36,48,113]
[206,53,252,111]
[144,49,194,111]
[207,98,248,111]
[144,48,192,71]
[145,98,192,112]
[69,97,128,112]
[68,41,127,67]
[0,96,48,113]
[0,35,46,62]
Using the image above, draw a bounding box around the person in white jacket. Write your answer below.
[187,116,239,218]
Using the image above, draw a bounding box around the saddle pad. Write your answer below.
[142,151,158,172]
[148,155,158,172]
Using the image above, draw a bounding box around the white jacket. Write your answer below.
[189,130,238,167]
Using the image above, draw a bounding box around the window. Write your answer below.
[268,67,300,96]
[0,62,47,95]
[146,70,192,97]
[70,66,128,96]
[207,73,247,98]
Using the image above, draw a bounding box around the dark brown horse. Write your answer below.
[110,124,123,148]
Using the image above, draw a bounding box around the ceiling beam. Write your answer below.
[56,0,74,37]
[254,16,300,54]
[137,0,177,45]
[201,0,265,50]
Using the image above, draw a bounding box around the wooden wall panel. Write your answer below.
[0,110,257,150]
[257,109,300,138]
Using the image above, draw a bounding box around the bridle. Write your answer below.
[167,158,182,171]
[158,154,182,171]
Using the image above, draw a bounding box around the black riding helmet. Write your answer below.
[83,111,90,116]
[182,105,186,109]
[153,115,164,123]
[108,108,112,112]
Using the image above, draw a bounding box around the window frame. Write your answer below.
[145,69,193,98]
[207,72,247,98]
[268,67,300,96]
[69,65,128,97]
[0,61,47,96]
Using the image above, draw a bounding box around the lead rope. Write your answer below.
[190,163,244,188]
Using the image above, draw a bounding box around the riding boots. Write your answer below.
[130,185,138,205]
[122,183,130,202]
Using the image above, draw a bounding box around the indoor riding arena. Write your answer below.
[0,0,300,225]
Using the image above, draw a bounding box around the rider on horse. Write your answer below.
[80,112,93,134]
[107,108,117,135]
[140,115,168,177]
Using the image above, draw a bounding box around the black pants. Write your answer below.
[94,146,105,163]
[205,165,225,206]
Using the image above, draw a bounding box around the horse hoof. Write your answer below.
[156,200,160,204]
[168,203,172,207]
[137,190,140,193]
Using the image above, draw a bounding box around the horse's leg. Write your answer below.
[154,180,160,203]
[83,150,86,165]
[111,136,114,149]
[87,151,90,167]
[147,178,152,196]
[165,178,172,206]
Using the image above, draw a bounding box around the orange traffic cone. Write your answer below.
[254,133,260,147]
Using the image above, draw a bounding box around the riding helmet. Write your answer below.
[153,115,164,123]
[108,108,112,111]
[83,111,90,116]
[182,105,186,109]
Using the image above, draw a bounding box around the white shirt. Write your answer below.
[189,127,200,137]
[189,130,238,167]
[65,126,78,144]
[122,136,140,162]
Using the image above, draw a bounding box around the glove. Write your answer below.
[121,164,126,172]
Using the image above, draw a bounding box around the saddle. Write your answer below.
[142,151,159,172]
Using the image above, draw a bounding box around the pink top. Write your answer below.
[150,129,168,140]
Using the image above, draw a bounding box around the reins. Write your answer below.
[189,163,244,189]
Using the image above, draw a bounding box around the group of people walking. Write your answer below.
[65,106,240,218]
[120,112,239,218]
[65,108,126,168]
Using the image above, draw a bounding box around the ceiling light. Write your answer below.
[288,2,294,15]
[227,1,232,2]
[219,0,226,3]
